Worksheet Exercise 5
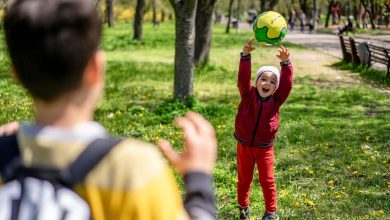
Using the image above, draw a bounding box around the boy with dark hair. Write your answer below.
[0,0,217,219]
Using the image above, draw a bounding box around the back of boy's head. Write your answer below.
[4,0,102,102]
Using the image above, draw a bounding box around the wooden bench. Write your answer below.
[339,35,360,65]
[366,44,390,77]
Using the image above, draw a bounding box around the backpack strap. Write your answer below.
[0,134,20,181]
[64,137,122,185]
[4,137,122,187]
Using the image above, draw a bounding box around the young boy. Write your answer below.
[0,0,217,219]
[234,39,293,220]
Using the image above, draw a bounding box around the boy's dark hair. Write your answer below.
[4,0,102,102]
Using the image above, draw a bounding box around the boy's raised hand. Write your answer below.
[157,112,217,175]
[277,45,290,62]
[242,39,256,56]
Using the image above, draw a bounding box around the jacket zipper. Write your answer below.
[250,101,263,147]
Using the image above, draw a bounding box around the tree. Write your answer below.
[134,0,146,40]
[236,0,242,31]
[105,0,115,27]
[259,0,279,12]
[195,0,217,67]
[361,0,377,29]
[151,0,159,27]
[169,0,198,103]
[325,0,335,27]
[313,0,318,30]
[299,0,308,14]
[226,0,234,33]
[351,0,361,28]
[260,0,266,11]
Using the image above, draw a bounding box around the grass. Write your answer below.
[332,61,390,87]
[0,21,389,219]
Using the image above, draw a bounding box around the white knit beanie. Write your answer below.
[254,66,281,89]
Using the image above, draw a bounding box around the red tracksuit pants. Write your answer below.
[237,142,277,212]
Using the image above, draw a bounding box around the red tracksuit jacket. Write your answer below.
[234,54,293,147]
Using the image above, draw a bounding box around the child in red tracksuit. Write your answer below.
[234,39,293,220]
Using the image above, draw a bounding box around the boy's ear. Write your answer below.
[84,50,106,86]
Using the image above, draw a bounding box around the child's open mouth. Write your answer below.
[262,88,269,93]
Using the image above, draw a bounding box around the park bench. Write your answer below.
[339,35,390,77]
[366,43,390,77]
[339,35,360,65]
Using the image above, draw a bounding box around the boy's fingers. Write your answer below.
[175,116,197,138]
[185,112,214,136]
[157,139,181,167]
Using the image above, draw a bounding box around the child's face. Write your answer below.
[256,71,277,98]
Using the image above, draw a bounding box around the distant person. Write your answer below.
[234,39,293,220]
[247,8,257,24]
[0,0,217,219]
[331,3,341,25]
[288,10,297,32]
[338,16,354,35]
[299,11,307,32]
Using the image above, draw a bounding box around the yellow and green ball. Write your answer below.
[253,11,287,45]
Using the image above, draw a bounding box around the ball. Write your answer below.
[253,11,287,45]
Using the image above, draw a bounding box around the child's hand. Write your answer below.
[242,39,255,56]
[157,112,217,175]
[277,45,290,62]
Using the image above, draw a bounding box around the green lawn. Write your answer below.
[0,21,389,219]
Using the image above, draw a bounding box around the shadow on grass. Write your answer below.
[329,61,390,88]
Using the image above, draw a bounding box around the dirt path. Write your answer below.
[284,32,390,59]
[284,33,342,58]
[288,46,362,84]
[283,32,389,91]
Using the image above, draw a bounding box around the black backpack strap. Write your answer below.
[64,137,122,185]
[0,134,20,181]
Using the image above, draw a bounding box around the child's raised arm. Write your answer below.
[274,45,293,106]
[238,39,256,97]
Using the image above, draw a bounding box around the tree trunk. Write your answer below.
[385,3,390,27]
[260,0,266,12]
[268,0,279,10]
[105,0,115,27]
[325,0,334,28]
[352,0,360,28]
[236,0,241,31]
[226,0,234,33]
[195,0,217,67]
[161,9,166,22]
[299,0,307,15]
[151,0,159,27]
[169,0,198,103]
[134,0,146,40]
[361,0,376,29]
[313,0,317,30]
